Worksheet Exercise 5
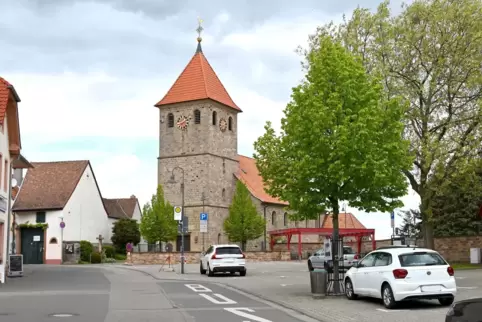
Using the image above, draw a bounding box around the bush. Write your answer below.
[115,253,127,261]
[90,252,102,264]
[103,245,115,258]
[80,240,94,262]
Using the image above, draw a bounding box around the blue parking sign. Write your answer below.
[200,213,208,221]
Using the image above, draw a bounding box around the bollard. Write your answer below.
[310,268,327,299]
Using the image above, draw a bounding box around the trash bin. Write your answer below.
[310,268,327,299]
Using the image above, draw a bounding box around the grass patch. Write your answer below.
[451,263,482,270]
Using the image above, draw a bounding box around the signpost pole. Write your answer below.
[201,192,206,252]
[180,182,185,274]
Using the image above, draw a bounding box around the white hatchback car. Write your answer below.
[344,246,457,309]
[200,244,247,277]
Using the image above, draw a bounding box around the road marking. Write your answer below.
[199,293,237,304]
[224,308,272,322]
[376,308,402,312]
[456,277,466,280]
[280,284,293,287]
[185,284,212,292]
[458,286,477,289]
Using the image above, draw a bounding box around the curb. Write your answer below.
[117,265,326,322]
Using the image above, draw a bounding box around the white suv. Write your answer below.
[344,246,457,309]
[200,244,247,277]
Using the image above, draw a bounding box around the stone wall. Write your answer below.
[127,251,291,265]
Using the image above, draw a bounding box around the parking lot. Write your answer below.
[130,261,482,322]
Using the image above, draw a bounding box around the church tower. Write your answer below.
[155,23,242,252]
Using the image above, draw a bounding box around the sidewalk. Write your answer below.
[116,261,389,322]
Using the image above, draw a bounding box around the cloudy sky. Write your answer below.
[1,0,417,239]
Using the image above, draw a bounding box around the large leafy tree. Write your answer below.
[111,218,141,253]
[224,181,266,251]
[398,209,422,239]
[307,0,482,248]
[139,185,178,245]
[254,35,412,288]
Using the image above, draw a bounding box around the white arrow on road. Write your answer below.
[224,308,272,322]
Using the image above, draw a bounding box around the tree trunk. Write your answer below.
[241,241,246,252]
[420,194,435,249]
[330,199,342,294]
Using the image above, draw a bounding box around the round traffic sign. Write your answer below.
[60,221,65,229]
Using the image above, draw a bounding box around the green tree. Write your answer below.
[224,181,266,251]
[254,35,412,286]
[139,185,178,245]
[432,158,482,236]
[306,0,482,248]
[111,218,141,253]
[398,209,422,239]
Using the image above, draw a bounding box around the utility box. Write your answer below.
[470,248,481,264]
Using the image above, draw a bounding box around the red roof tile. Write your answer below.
[155,48,241,112]
[12,161,89,211]
[0,77,12,124]
[322,213,366,229]
[103,197,139,219]
[235,155,288,205]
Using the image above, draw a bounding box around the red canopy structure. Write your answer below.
[269,227,376,258]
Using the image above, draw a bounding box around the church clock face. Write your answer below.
[219,118,227,132]
[176,115,190,130]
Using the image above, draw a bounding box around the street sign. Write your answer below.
[60,221,65,229]
[174,206,182,221]
[390,211,395,228]
[200,212,208,233]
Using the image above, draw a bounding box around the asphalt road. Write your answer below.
[0,265,317,322]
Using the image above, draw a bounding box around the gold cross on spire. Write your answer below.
[196,17,204,42]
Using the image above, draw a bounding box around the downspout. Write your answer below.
[5,155,20,278]
[263,204,268,251]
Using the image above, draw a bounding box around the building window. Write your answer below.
[222,188,225,200]
[271,211,276,226]
[36,211,46,223]
[217,233,221,244]
[167,113,174,128]
[284,212,288,226]
[228,116,233,131]
[3,160,7,192]
[212,111,217,125]
[49,238,58,244]
[223,159,225,174]
[194,109,201,124]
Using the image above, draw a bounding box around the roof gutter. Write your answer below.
[6,85,21,102]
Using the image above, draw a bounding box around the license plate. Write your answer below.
[224,258,234,262]
[421,285,441,292]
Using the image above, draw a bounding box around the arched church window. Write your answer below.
[217,233,221,244]
[194,109,201,124]
[212,111,217,125]
[49,237,58,244]
[284,212,288,226]
[271,211,276,226]
[222,188,225,200]
[228,116,233,131]
[167,113,174,128]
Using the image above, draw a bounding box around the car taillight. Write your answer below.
[354,254,359,260]
[393,269,408,279]
[241,253,245,259]
[447,266,454,276]
[211,253,217,259]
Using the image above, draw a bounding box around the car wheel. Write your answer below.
[439,297,454,306]
[207,264,214,277]
[240,269,247,277]
[308,260,314,271]
[382,284,397,309]
[200,262,206,275]
[345,278,358,300]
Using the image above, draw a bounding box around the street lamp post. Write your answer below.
[168,166,185,274]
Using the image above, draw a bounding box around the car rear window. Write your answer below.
[398,252,447,267]
[216,247,242,255]
[343,247,355,254]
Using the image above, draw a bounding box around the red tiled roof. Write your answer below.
[12,161,89,211]
[103,197,139,219]
[0,77,12,124]
[155,48,241,112]
[322,213,366,229]
[235,155,288,205]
